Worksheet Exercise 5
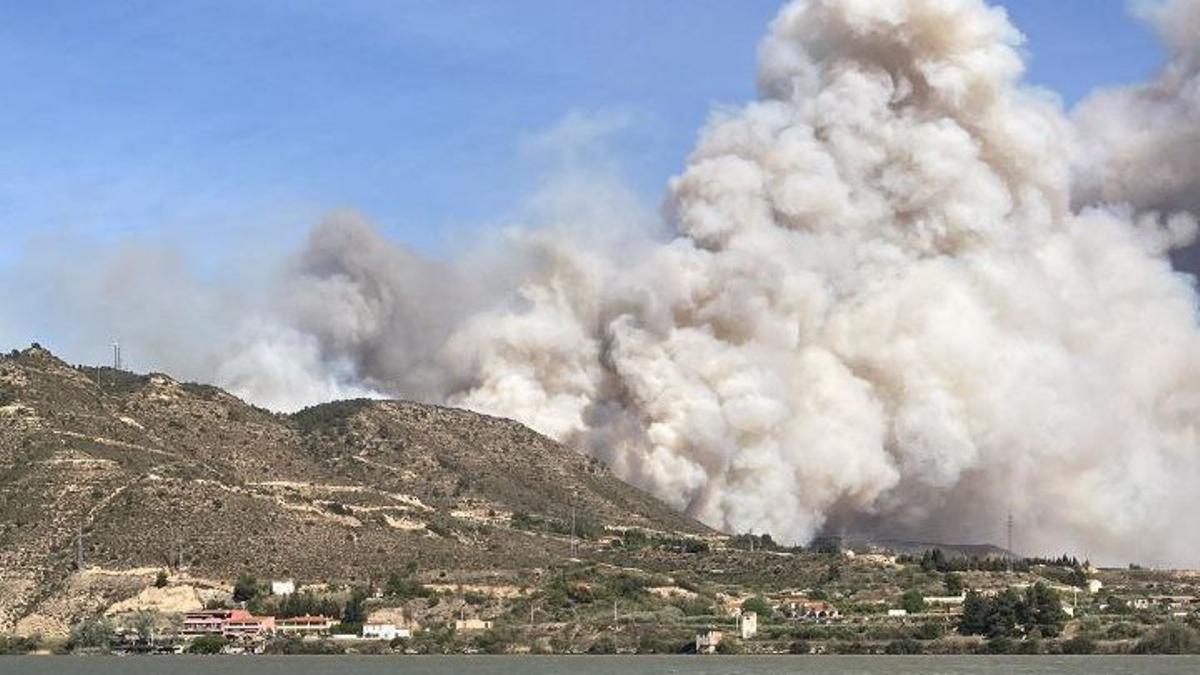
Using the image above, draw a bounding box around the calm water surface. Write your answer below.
[2,656,1199,675]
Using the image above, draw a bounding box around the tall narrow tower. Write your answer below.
[113,341,122,371]
[1006,510,1015,572]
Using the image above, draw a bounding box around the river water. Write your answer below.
[2,656,1199,674]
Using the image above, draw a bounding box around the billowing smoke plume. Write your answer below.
[1074,0,1200,217]
[12,0,1200,564]
[429,0,1200,563]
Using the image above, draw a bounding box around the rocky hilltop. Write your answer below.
[0,344,707,635]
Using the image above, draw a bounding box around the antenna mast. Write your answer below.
[113,341,122,371]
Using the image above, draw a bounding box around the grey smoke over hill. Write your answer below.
[9,0,1200,564]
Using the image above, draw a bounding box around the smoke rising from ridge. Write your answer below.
[9,0,1200,564]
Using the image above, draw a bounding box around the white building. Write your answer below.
[454,618,493,632]
[363,623,411,640]
[1087,579,1104,594]
[276,615,335,636]
[695,630,723,654]
[887,609,908,617]
[739,611,757,639]
[270,579,296,596]
[924,594,966,606]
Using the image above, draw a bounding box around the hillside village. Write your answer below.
[7,529,1200,656]
[2,345,1200,656]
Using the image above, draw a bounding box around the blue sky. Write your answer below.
[0,0,1168,272]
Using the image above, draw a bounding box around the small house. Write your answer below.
[454,618,493,632]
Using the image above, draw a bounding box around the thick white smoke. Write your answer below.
[427,0,1200,563]
[14,0,1199,564]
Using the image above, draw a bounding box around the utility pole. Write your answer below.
[570,504,577,558]
[613,599,618,624]
[76,524,85,571]
[1006,510,1014,573]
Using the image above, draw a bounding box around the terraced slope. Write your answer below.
[0,345,708,633]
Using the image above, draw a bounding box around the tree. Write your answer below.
[384,572,427,600]
[232,573,260,603]
[944,573,964,596]
[70,617,114,651]
[342,586,369,625]
[900,589,926,614]
[920,549,949,573]
[155,570,169,588]
[985,589,1022,638]
[130,611,156,644]
[741,596,773,617]
[957,584,1065,639]
[960,591,991,636]
[188,634,228,654]
[1021,583,1067,638]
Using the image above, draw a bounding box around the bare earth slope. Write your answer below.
[0,345,707,633]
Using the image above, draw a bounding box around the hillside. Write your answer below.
[0,344,708,634]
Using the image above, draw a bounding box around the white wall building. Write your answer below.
[362,624,411,640]
[739,611,757,639]
[270,579,296,596]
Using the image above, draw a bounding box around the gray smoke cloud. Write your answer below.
[8,0,1200,565]
[1073,0,1200,270]
[1074,0,1200,216]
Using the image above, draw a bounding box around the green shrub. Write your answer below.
[916,621,946,640]
[384,573,428,600]
[0,635,40,655]
[1135,623,1200,654]
[588,637,617,654]
[69,618,114,651]
[1060,635,1097,654]
[1106,622,1142,640]
[788,640,811,654]
[187,634,228,654]
[885,638,923,655]
[980,636,1013,654]
[741,596,773,617]
[715,638,742,654]
[900,589,926,614]
[232,573,261,603]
